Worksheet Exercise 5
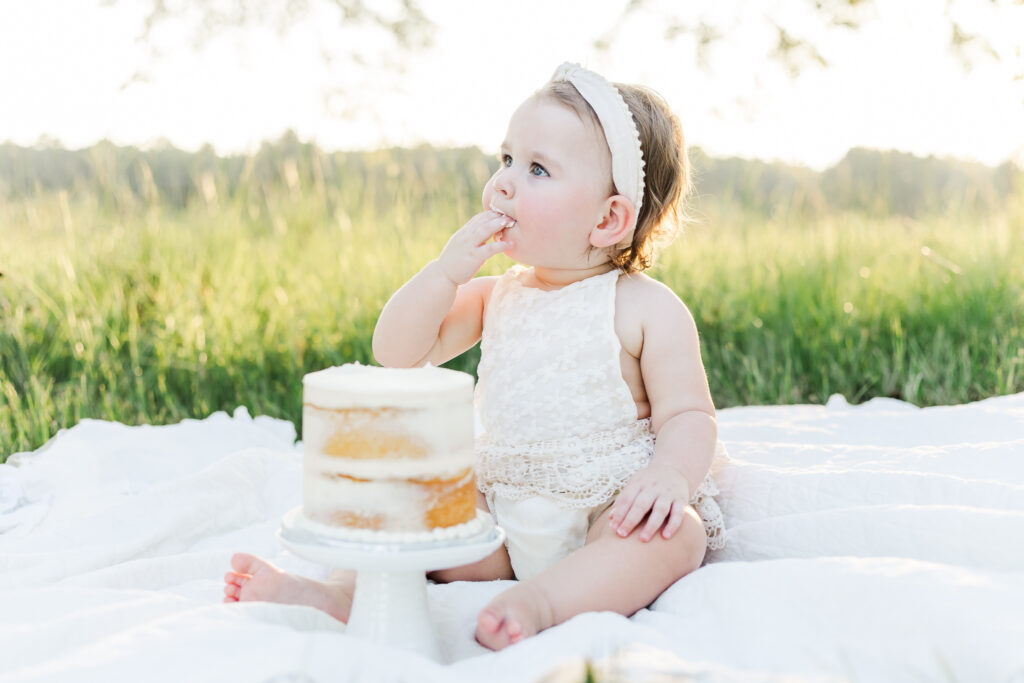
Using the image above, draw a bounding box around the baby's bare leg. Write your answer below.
[429,492,514,583]
[223,554,356,622]
[475,504,707,650]
[224,493,509,618]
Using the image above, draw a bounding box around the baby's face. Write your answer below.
[482,95,615,269]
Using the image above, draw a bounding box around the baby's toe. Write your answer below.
[477,605,519,650]
[230,553,261,575]
[506,618,523,640]
[477,606,503,634]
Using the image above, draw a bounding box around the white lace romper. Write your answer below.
[475,265,727,580]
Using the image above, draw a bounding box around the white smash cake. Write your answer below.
[297,363,483,543]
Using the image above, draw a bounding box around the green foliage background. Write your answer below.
[2,136,1022,460]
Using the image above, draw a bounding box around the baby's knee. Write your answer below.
[660,506,707,576]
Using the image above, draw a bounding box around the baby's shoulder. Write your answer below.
[616,272,696,336]
[616,272,689,313]
[471,274,505,310]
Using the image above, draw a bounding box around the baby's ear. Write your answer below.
[589,195,638,249]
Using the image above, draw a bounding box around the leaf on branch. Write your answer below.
[950,21,1001,71]
[115,0,435,89]
[772,26,829,77]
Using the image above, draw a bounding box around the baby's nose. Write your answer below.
[492,171,514,198]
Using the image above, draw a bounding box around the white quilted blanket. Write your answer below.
[2,393,1023,682]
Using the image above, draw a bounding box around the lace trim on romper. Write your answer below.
[474,265,727,550]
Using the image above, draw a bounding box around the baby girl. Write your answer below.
[224,62,727,650]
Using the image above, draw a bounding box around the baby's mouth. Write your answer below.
[491,202,515,217]
[490,203,517,242]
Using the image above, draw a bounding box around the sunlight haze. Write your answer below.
[0,0,1021,169]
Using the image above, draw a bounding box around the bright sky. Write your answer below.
[0,0,1022,170]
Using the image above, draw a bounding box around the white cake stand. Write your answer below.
[277,507,506,662]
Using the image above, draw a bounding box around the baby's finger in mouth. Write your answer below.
[482,215,514,239]
[479,212,512,233]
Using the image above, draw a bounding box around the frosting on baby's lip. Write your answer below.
[490,203,516,221]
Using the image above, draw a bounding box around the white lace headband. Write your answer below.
[549,62,646,215]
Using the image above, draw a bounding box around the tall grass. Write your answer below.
[658,205,1024,406]
[2,150,1022,460]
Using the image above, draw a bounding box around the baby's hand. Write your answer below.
[608,462,691,542]
[436,211,515,285]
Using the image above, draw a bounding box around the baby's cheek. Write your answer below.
[481,176,496,210]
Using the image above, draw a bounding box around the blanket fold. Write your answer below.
[2,395,1023,682]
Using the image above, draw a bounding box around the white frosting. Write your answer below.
[301,363,478,537]
[293,509,485,544]
[303,363,473,408]
[306,449,473,479]
[303,472,473,527]
[302,400,474,471]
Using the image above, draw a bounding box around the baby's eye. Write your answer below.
[530,163,549,177]
[501,154,512,168]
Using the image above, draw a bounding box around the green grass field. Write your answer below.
[2,150,1022,460]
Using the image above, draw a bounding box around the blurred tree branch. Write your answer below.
[598,0,1023,80]
[105,0,434,104]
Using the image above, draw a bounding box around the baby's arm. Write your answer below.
[372,211,514,368]
[608,283,717,542]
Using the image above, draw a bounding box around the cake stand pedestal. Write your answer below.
[277,507,506,662]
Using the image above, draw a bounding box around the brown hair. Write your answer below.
[537,80,693,273]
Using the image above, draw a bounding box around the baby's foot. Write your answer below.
[475,581,554,651]
[223,553,353,623]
